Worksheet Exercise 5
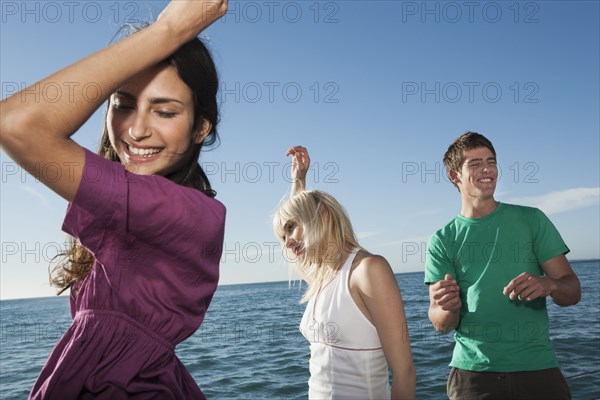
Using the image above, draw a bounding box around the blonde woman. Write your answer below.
[274,146,416,399]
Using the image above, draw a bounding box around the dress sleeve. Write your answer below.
[424,233,455,284]
[62,149,226,258]
[62,149,127,254]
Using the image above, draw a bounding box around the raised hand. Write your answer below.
[286,146,310,195]
[158,0,228,41]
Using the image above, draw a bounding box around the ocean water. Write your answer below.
[1,261,598,399]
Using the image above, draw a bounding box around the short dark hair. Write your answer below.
[443,131,496,190]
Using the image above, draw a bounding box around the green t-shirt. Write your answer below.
[424,202,569,372]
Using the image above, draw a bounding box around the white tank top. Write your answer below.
[299,248,391,399]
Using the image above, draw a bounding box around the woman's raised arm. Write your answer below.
[0,0,227,201]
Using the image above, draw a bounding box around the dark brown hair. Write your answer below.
[443,131,496,191]
[50,31,220,295]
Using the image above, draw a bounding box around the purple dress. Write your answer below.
[29,150,226,399]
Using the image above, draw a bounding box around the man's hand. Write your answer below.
[431,274,462,311]
[503,272,553,302]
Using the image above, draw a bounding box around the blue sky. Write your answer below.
[1,1,599,300]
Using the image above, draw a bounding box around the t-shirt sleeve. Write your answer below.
[424,232,455,284]
[532,208,570,265]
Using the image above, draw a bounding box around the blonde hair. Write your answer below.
[273,190,361,303]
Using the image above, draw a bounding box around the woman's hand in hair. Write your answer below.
[0,0,228,203]
[158,0,228,42]
[286,146,310,195]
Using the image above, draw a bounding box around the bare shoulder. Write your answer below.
[353,251,390,271]
[351,251,395,290]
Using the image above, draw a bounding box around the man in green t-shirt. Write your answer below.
[425,132,581,400]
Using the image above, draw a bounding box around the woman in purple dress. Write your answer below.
[0,1,228,398]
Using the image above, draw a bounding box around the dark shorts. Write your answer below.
[446,367,572,400]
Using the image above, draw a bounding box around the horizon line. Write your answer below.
[1,258,598,302]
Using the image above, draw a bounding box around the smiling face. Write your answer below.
[451,146,498,201]
[107,64,203,176]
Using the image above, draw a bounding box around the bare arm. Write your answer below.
[503,254,581,306]
[428,274,462,334]
[0,0,227,201]
[354,256,416,400]
[286,145,310,196]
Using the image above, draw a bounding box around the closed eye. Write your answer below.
[113,102,134,111]
[112,96,135,111]
[283,221,296,236]
[156,111,177,119]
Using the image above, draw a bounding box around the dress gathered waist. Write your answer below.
[74,309,175,351]
[30,309,203,399]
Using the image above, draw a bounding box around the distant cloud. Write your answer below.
[504,187,600,215]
